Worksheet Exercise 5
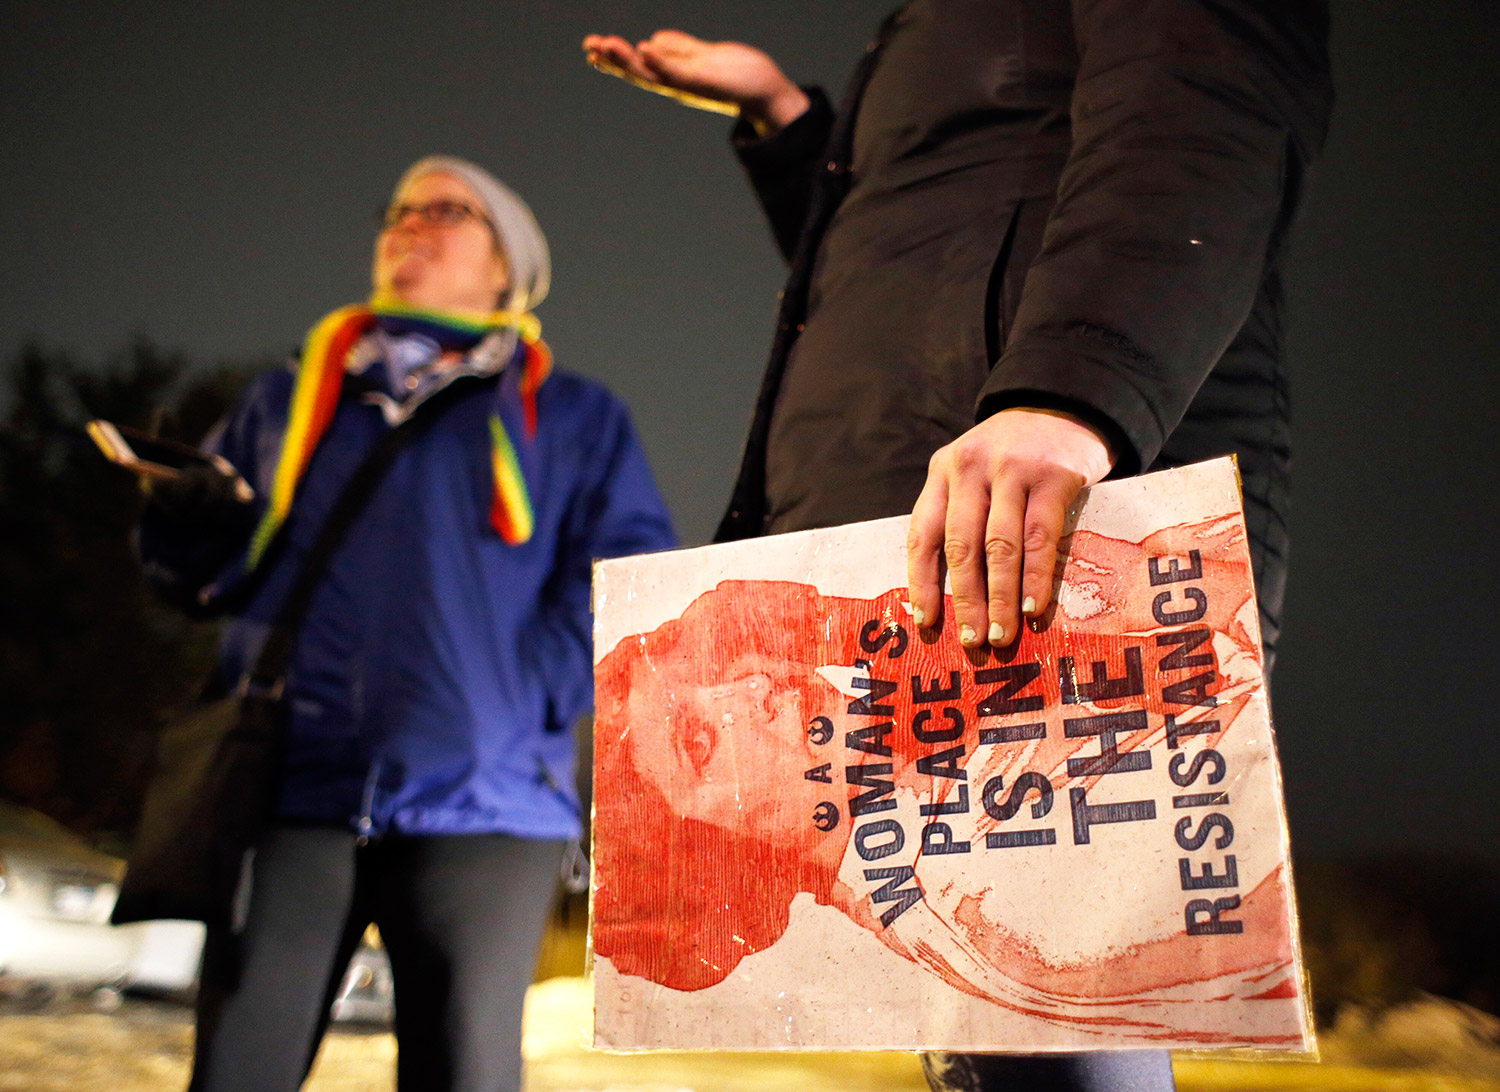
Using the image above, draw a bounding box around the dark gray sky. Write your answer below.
[4,1,1497,864]
[1,0,893,541]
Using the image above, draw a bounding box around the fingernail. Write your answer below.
[959,624,977,646]
[912,605,926,628]
[1022,596,1036,615]
[988,622,1004,645]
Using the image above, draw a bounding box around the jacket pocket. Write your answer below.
[918,197,1025,423]
[983,198,1027,368]
[984,194,1056,369]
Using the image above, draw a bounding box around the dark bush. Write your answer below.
[1297,854,1500,1024]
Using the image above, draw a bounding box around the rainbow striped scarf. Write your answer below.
[246,296,552,567]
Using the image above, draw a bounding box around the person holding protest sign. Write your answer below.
[585,2,1331,1088]
[132,156,675,1092]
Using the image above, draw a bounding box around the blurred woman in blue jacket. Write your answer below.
[140,155,675,1092]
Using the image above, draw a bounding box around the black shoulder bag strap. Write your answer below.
[240,373,482,695]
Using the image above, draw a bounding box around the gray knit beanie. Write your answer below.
[394,155,551,312]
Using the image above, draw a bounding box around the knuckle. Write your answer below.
[949,441,988,476]
[1021,522,1055,553]
[950,591,986,613]
[990,451,1021,479]
[907,518,941,555]
[944,537,979,569]
[1021,566,1056,598]
[1037,467,1087,500]
[984,535,1022,567]
[987,600,1015,626]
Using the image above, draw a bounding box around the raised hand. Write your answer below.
[906,409,1116,649]
[583,29,809,135]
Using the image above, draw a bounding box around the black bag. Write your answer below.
[112,377,477,927]
[110,683,285,927]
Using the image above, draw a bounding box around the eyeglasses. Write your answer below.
[377,199,491,231]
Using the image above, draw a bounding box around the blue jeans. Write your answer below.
[922,1050,1176,1092]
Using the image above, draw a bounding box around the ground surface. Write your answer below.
[1,979,1497,1092]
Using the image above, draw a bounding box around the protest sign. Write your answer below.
[590,458,1311,1053]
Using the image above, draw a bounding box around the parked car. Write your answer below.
[0,802,141,993]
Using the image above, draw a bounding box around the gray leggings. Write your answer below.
[190,825,564,1092]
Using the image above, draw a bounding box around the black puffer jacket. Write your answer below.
[716,0,1333,666]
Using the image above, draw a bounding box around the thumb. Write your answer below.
[642,29,706,60]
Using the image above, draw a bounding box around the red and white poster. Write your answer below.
[590,458,1312,1053]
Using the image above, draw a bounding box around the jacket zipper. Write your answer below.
[356,758,382,846]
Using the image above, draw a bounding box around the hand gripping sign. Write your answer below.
[590,458,1312,1053]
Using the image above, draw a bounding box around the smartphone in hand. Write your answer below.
[584,52,740,116]
[87,419,254,502]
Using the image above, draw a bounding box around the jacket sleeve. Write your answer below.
[977,0,1333,475]
[528,390,677,735]
[136,369,285,612]
[731,87,836,262]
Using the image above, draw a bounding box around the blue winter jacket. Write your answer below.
[140,337,676,840]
